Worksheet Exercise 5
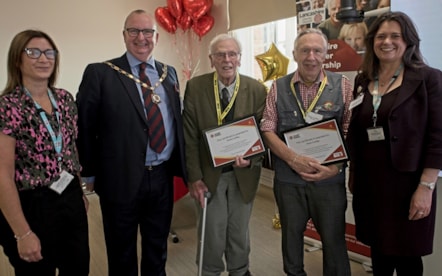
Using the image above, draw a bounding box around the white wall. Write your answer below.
[392,0,442,70]
[0,0,229,95]
[391,2,442,274]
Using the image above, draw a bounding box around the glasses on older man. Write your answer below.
[24,48,57,60]
[211,51,241,60]
[297,47,325,56]
[125,28,156,38]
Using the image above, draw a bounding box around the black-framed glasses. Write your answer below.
[24,48,57,60]
[125,28,156,38]
[212,51,240,60]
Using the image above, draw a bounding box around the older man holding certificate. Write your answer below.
[260,28,353,276]
[183,34,267,276]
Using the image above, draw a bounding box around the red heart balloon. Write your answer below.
[167,0,183,19]
[155,7,177,34]
[192,14,214,37]
[177,12,193,31]
[182,0,212,21]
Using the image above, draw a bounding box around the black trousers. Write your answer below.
[371,248,423,276]
[0,177,90,276]
[99,162,174,276]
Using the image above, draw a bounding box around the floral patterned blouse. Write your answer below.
[0,86,81,190]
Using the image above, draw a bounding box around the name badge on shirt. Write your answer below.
[349,94,364,110]
[50,170,74,194]
[367,127,385,141]
[305,112,323,124]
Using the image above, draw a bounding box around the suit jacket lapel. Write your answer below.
[233,75,250,118]
[199,73,218,120]
[209,73,221,119]
[112,55,148,126]
[391,68,421,112]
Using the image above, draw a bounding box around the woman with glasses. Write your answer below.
[0,30,89,276]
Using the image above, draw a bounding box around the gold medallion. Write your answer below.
[152,94,161,104]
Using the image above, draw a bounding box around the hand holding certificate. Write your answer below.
[204,116,266,167]
[283,118,348,165]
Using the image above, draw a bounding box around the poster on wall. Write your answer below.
[295,0,391,262]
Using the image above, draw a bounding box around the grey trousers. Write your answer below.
[196,171,254,276]
[274,179,350,276]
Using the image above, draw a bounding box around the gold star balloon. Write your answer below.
[255,43,290,82]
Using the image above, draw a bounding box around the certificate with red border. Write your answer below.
[203,116,266,168]
[283,118,348,164]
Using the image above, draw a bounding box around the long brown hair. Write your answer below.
[2,30,60,95]
[359,11,425,82]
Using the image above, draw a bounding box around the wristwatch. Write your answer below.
[419,181,435,190]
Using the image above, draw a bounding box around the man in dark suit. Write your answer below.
[183,34,267,276]
[76,10,186,276]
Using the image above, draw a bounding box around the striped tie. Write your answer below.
[221,88,230,110]
[139,62,166,153]
[221,87,233,122]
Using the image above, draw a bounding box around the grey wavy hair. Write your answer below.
[208,33,242,55]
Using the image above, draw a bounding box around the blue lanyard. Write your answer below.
[25,88,63,162]
[371,64,403,127]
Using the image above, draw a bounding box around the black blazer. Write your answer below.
[347,65,442,172]
[76,54,186,203]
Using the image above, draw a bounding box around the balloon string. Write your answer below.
[171,26,202,82]
[172,30,187,81]
[190,31,200,79]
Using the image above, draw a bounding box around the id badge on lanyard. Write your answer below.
[290,74,327,124]
[367,93,385,141]
[367,126,385,141]
[367,64,402,142]
[50,170,74,194]
[25,88,71,193]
